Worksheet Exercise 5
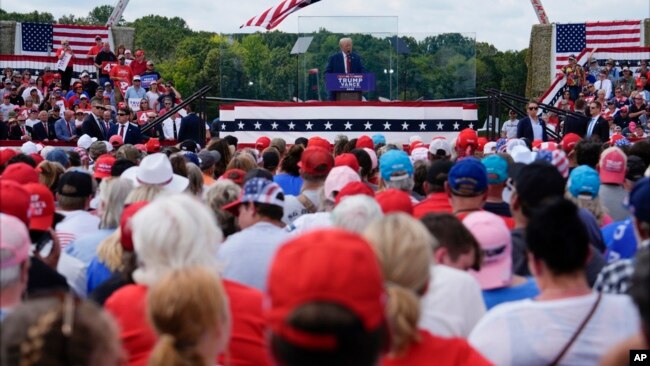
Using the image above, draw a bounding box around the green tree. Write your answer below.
[0,10,54,23]
[85,5,124,25]
[130,15,193,62]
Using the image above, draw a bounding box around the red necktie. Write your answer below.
[21,126,26,135]
[119,124,125,138]
[346,54,351,74]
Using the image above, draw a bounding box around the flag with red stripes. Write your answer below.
[553,20,642,71]
[16,22,112,56]
[240,0,321,30]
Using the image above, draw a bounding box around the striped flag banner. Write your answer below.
[219,101,478,144]
[241,0,321,30]
[15,23,113,56]
[0,54,96,80]
[552,20,643,76]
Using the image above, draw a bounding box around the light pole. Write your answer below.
[384,69,394,100]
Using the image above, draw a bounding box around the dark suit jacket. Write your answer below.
[586,116,610,143]
[325,51,365,74]
[178,113,203,146]
[563,113,589,137]
[516,116,548,142]
[28,122,47,141]
[7,124,23,140]
[109,122,142,145]
[81,113,108,140]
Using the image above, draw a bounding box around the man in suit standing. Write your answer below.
[178,103,203,147]
[585,100,610,143]
[516,101,548,142]
[55,110,78,142]
[82,101,109,140]
[563,98,589,137]
[325,38,366,101]
[109,107,142,145]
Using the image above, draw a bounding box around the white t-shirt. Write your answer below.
[286,212,332,236]
[501,119,519,138]
[419,265,486,338]
[469,292,639,366]
[282,189,322,225]
[55,210,100,250]
[56,252,88,298]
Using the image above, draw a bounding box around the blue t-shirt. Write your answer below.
[274,173,303,196]
[602,217,638,263]
[86,256,114,294]
[482,277,540,310]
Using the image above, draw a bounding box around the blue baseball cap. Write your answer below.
[379,150,413,182]
[372,134,386,146]
[568,165,600,198]
[626,177,650,223]
[482,155,508,184]
[447,158,488,196]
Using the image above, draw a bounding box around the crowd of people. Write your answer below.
[0,36,187,146]
[0,120,648,365]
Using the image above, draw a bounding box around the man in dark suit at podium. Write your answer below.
[325,38,366,100]
[326,38,366,74]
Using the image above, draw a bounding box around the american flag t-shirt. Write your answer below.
[553,21,642,71]
[17,22,112,56]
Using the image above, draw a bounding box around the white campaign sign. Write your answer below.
[55,53,72,71]
[128,98,141,112]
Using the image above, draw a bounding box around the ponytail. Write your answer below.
[148,334,204,366]
[385,284,421,356]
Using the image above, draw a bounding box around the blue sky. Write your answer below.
[5,0,649,50]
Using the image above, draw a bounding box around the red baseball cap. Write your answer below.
[456,128,478,149]
[561,133,582,153]
[0,149,17,166]
[134,144,147,153]
[356,135,374,150]
[94,154,116,179]
[30,153,44,165]
[220,169,246,186]
[255,136,271,151]
[1,162,39,184]
[24,182,55,231]
[109,135,124,148]
[334,153,359,173]
[0,180,31,225]
[532,139,543,151]
[375,188,413,215]
[307,136,330,151]
[120,201,149,252]
[334,181,375,205]
[477,137,488,151]
[299,147,334,176]
[409,141,424,154]
[266,229,386,348]
[145,138,161,153]
[135,50,145,57]
[599,147,627,184]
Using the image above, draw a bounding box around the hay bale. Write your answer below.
[526,24,552,99]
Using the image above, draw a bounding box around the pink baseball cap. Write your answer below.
[463,211,512,290]
[599,147,627,184]
[0,213,31,269]
[324,166,361,201]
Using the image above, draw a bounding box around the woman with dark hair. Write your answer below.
[273,144,304,196]
[469,199,639,365]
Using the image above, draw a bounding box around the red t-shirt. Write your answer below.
[87,44,103,58]
[413,192,453,218]
[110,65,134,84]
[105,280,271,366]
[382,330,492,366]
[130,59,148,78]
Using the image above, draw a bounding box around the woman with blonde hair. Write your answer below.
[565,165,612,227]
[37,160,65,194]
[147,267,231,366]
[204,180,241,238]
[363,214,490,365]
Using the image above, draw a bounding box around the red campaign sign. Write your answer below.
[137,110,154,125]
[118,81,129,98]
[101,61,118,75]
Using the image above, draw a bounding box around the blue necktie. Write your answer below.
[587,118,596,138]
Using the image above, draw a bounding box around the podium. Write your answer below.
[325,73,376,101]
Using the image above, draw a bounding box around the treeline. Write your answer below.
[2,7,527,113]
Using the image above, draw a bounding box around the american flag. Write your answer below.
[553,20,642,71]
[17,22,112,56]
[241,0,321,30]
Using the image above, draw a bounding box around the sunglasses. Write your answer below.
[117,113,127,116]
[528,107,538,110]
[94,106,106,110]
